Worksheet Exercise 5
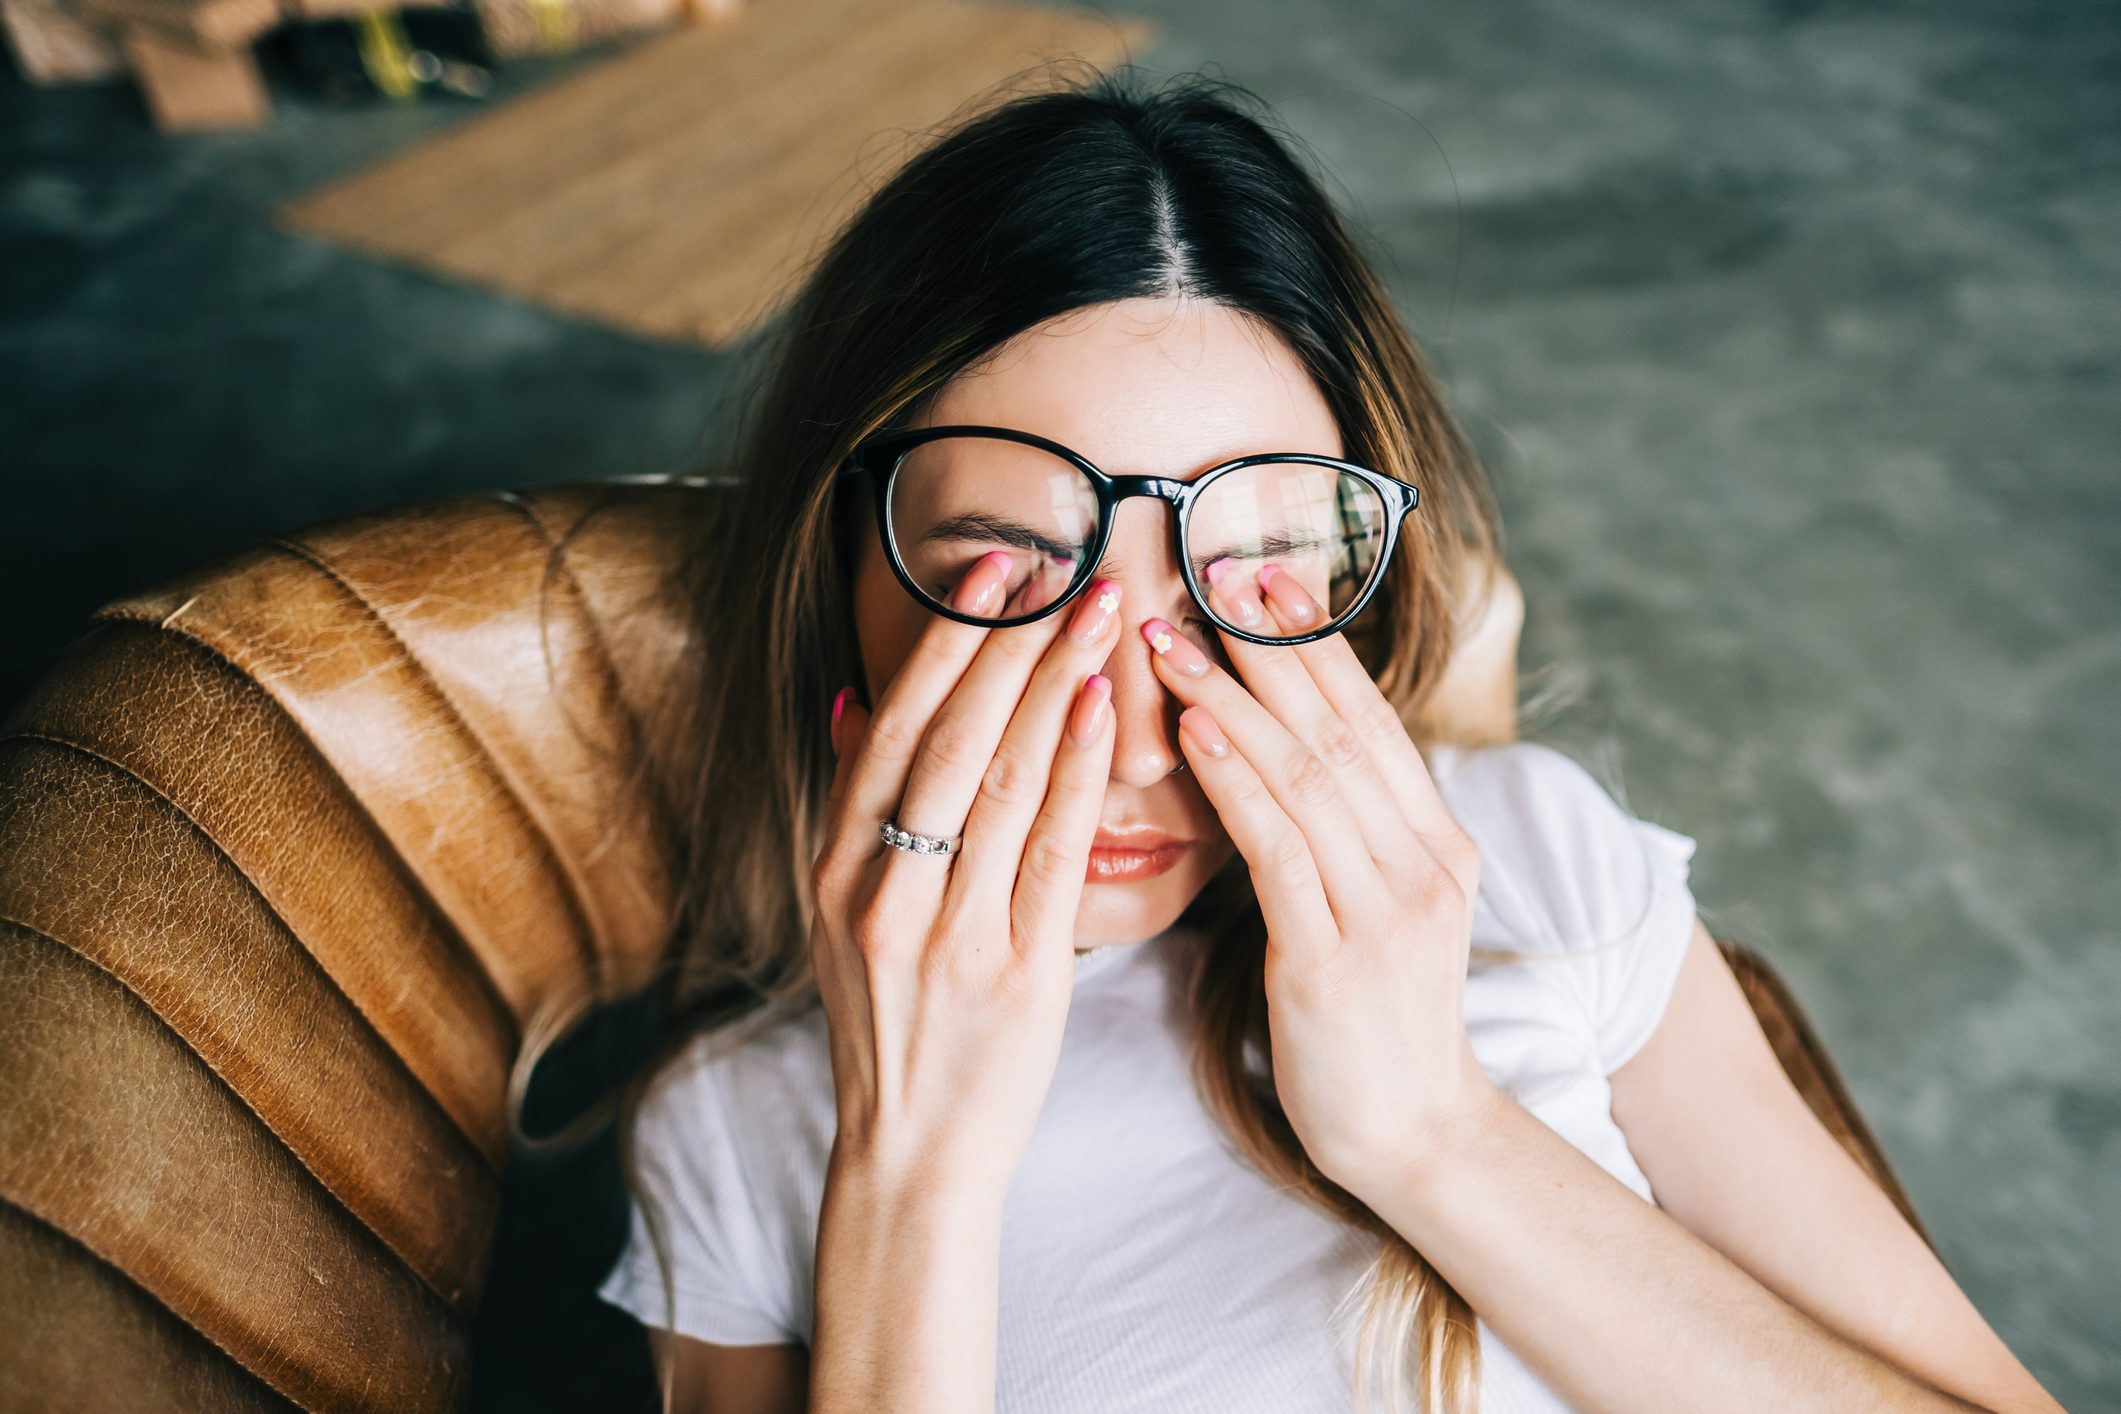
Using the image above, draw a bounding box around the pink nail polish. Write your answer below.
[1069,673,1113,747]
[956,550,1013,613]
[831,686,851,726]
[1067,579,1122,644]
[1256,562,1315,625]
[1141,618,1211,677]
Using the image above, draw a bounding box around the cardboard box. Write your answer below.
[79,0,277,48]
[1,0,127,83]
[124,23,270,129]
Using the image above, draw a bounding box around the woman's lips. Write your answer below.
[1084,836,1192,883]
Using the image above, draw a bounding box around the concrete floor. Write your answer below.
[3,0,2115,1407]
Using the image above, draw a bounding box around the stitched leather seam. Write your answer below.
[0,914,476,1327]
[0,1188,307,1412]
[77,608,524,1051]
[495,486,664,993]
[2,717,507,1185]
[265,533,607,1003]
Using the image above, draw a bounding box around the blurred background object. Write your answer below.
[0,0,736,131]
[1,0,2116,1410]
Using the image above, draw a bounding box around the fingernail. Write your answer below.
[1180,707,1230,758]
[1204,558,1264,628]
[1068,673,1113,747]
[829,686,852,756]
[1257,563,1317,626]
[1141,618,1210,677]
[954,550,1013,613]
[1067,579,1122,644]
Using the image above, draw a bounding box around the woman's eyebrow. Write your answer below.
[1185,527,1331,581]
[917,513,1083,560]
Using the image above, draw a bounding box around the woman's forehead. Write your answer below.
[922,296,1343,476]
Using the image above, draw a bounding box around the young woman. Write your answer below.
[591,68,2060,1414]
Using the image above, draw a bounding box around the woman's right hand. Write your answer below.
[809,549,1123,1198]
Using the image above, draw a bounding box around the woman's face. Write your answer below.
[850,294,1346,950]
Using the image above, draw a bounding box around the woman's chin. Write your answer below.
[1071,855,1213,951]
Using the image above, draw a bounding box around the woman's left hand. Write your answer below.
[1141,561,1504,1201]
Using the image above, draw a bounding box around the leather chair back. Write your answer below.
[0,479,719,1411]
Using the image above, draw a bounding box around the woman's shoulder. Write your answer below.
[1429,739,1695,940]
[634,998,833,1148]
[1429,739,1703,1074]
[606,999,835,1342]
[627,998,836,1226]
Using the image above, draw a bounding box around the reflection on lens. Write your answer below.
[888,436,1100,621]
[1188,461,1387,639]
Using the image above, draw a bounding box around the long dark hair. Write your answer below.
[579,62,1512,1412]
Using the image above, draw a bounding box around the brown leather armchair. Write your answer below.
[0,480,1929,1412]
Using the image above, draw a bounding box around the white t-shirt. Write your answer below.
[596,740,1702,1412]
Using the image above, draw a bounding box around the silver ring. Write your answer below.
[880,817,961,858]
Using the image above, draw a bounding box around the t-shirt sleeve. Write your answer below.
[1465,743,1703,1074]
[595,1042,799,1346]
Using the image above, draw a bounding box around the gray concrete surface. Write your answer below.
[2,0,2113,1407]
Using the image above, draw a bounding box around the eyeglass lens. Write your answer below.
[884,434,1390,639]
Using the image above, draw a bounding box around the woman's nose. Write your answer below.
[1099,623,1186,787]
[1085,500,1205,786]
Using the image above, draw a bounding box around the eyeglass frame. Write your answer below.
[836,423,1421,648]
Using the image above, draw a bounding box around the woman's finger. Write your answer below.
[1140,616,1390,931]
[816,688,876,910]
[949,580,1126,918]
[1172,704,1339,960]
[1254,562,1469,864]
[1007,671,1116,960]
[816,689,876,1080]
[888,570,1089,886]
[1202,559,1428,882]
[827,550,1014,874]
[826,685,869,811]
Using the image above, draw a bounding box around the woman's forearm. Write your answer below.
[1362,1087,1990,1414]
[808,1145,1006,1414]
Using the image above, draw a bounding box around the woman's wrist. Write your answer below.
[827,1121,1020,1207]
[823,1139,1011,1232]
[811,1142,1009,1413]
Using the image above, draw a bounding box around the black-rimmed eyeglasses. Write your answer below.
[837,424,1419,647]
